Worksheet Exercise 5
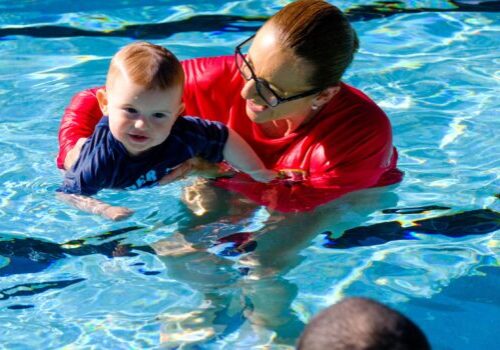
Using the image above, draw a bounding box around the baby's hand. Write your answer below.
[102,206,134,221]
[247,169,278,183]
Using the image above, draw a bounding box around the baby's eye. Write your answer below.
[124,107,138,114]
[152,113,168,119]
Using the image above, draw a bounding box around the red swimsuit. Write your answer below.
[57,55,403,212]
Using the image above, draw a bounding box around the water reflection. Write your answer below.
[323,209,499,249]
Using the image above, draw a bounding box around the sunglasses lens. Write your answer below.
[235,36,280,107]
[256,83,279,107]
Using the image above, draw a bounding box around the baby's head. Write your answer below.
[97,42,185,156]
[297,297,430,350]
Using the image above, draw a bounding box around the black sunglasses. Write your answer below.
[234,35,323,108]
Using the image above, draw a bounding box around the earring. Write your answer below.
[311,105,318,110]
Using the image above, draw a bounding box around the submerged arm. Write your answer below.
[56,192,133,221]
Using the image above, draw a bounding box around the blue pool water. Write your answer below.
[0,0,499,348]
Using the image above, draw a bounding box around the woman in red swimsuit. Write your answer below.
[57,0,402,213]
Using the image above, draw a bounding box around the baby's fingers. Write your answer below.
[102,206,134,221]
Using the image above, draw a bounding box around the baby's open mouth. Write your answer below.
[129,134,148,142]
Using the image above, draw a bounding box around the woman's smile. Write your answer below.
[247,99,269,113]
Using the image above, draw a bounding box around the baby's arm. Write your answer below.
[56,192,133,221]
[223,129,276,183]
[58,148,133,221]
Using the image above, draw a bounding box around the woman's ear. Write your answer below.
[312,86,340,109]
[96,88,109,115]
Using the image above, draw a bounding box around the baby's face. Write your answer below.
[104,74,184,156]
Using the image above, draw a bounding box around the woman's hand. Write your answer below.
[246,169,278,183]
[64,137,88,170]
[158,157,235,185]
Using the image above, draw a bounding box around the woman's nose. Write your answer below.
[240,78,258,100]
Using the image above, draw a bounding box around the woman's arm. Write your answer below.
[214,135,402,212]
[57,87,104,169]
[63,137,88,170]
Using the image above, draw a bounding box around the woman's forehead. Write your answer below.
[248,25,314,91]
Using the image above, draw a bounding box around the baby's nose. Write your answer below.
[134,116,148,129]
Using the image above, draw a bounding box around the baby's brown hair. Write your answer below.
[106,42,184,91]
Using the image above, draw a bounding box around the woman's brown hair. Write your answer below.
[107,42,184,91]
[269,0,359,88]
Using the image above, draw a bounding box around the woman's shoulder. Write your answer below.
[180,56,242,118]
[303,83,392,155]
[322,82,391,130]
[340,82,386,112]
[181,55,238,82]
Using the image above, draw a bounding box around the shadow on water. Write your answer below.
[0,200,498,343]
[0,225,152,277]
[0,278,85,309]
[346,0,500,21]
[322,209,500,249]
[0,1,498,39]
[381,205,451,214]
[0,204,498,275]
[0,226,155,309]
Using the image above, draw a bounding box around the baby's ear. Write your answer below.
[96,88,109,115]
[177,101,185,116]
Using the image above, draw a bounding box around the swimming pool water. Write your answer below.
[0,1,499,349]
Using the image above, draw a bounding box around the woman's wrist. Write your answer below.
[246,169,278,183]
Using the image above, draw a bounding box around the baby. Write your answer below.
[57,42,275,220]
